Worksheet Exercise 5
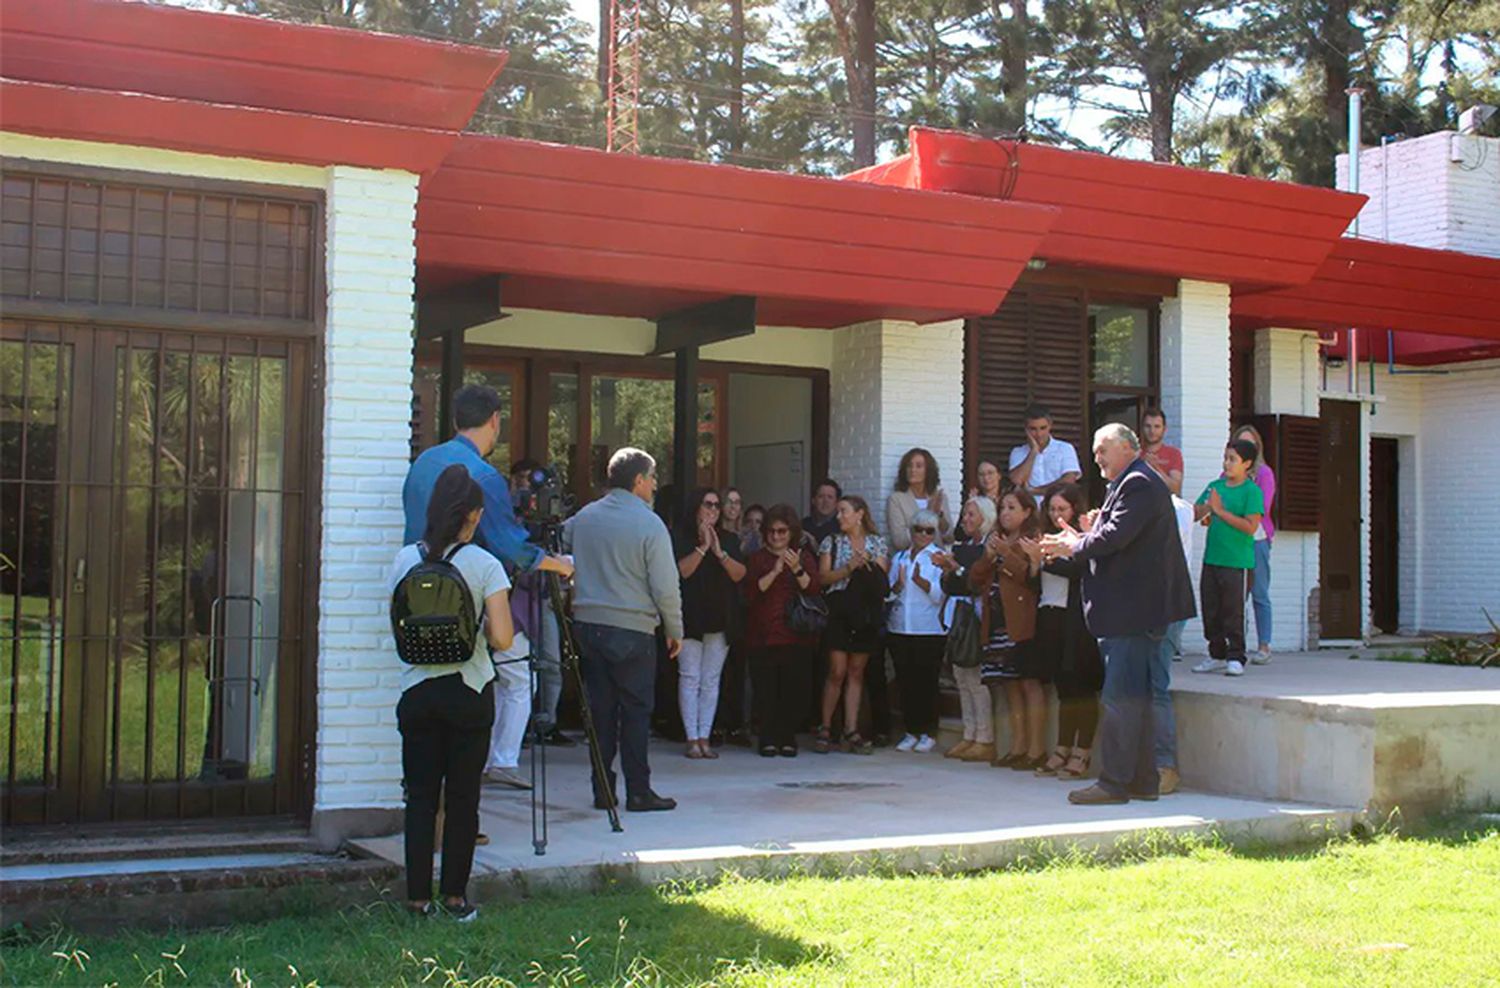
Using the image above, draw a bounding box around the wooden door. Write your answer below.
[1319,399,1363,639]
[1369,437,1400,634]
[2,321,314,823]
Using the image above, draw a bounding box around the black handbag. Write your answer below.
[785,592,830,635]
[942,597,983,669]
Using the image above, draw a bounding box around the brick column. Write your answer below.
[1160,281,1231,654]
[312,165,420,847]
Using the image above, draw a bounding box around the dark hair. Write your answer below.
[510,457,542,477]
[1227,438,1259,466]
[1143,407,1167,426]
[837,495,878,535]
[894,448,941,493]
[453,384,503,432]
[423,464,484,559]
[973,458,1011,496]
[998,489,1041,538]
[1041,482,1088,535]
[812,478,842,500]
[1023,402,1052,423]
[606,447,655,491]
[744,502,765,519]
[677,486,720,538]
[762,503,802,547]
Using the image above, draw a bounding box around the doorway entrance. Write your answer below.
[1369,437,1400,634]
[2,321,316,824]
[1319,398,1363,640]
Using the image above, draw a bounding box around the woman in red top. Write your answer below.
[742,503,821,757]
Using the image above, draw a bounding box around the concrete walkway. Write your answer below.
[352,738,1354,892]
[1169,649,1500,708]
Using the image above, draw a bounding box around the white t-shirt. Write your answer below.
[1009,439,1083,500]
[886,544,946,636]
[1039,570,1070,609]
[1171,495,1195,574]
[389,541,508,695]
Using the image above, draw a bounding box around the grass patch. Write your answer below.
[3,818,1498,987]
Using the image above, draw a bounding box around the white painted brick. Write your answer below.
[314,164,418,814]
[1338,132,1500,258]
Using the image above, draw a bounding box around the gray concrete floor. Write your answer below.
[1169,649,1500,707]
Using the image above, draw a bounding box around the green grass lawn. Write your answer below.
[4,822,1498,987]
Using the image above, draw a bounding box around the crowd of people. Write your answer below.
[389,386,1280,917]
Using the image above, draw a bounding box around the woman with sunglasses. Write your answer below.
[742,505,821,756]
[887,509,947,753]
[674,487,747,759]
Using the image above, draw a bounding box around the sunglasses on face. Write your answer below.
[912,526,936,535]
[767,526,791,536]
[703,501,720,508]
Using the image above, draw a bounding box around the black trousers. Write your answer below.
[864,645,892,737]
[1201,564,1249,661]
[1056,690,1100,748]
[715,640,748,735]
[888,633,944,736]
[752,643,811,747]
[398,673,495,901]
[577,622,658,800]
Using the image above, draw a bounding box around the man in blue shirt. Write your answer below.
[402,385,573,580]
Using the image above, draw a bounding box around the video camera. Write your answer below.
[513,463,573,528]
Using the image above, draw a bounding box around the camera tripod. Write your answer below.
[525,524,622,857]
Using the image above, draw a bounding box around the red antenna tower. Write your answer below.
[605,0,642,154]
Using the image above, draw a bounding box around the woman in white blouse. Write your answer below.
[886,447,953,551]
[886,509,947,752]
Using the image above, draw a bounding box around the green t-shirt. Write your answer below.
[1196,478,1265,570]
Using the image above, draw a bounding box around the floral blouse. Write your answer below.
[818,532,889,592]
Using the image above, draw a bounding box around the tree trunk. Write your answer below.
[730,0,745,159]
[1148,76,1174,162]
[598,0,613,96]
[1319,0,1352,185]
[852,0,877,167]
[997,0,1028,132]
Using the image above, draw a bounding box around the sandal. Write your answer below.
[700,743,720,760]
[813,725,833,754]
[1035,746,1070,777]
[842,732,874,755]
[991,751,1025,768]
[759,744,778,757]
[685,741,705,759]
[1057,748,1091,780]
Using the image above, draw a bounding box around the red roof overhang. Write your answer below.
[416,134,1059,327]
[1233,237,1500,361]
[0,0,506,174]
[847,127,1367,289]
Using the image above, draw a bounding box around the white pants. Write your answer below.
[487,652,533,771]
[953,663,994,744]
[678,632,730,740]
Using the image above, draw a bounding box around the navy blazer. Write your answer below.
[1073,458,1196,638]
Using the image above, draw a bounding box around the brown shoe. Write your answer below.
[1159,766,1180,795]
[958,742,996,763]
[1068,783,1129,805]
[945,740,975,759]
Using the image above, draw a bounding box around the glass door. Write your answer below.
[2,321,312,823]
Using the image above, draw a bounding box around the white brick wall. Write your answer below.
[315,166,420,815]
[1160,281,1232,653]
[829,319,965,523]
[1337,131,1500,258]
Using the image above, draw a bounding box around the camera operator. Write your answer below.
[508,459,574,750]
[563,448,682,813]
[403,386,574,796]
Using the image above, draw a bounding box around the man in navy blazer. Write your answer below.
[1042,423,1196,804]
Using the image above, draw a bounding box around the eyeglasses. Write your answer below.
[767,526,791,535]
[912,526,936,535]
[702,501,721,508]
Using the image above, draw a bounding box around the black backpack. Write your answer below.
[391,543,481,666]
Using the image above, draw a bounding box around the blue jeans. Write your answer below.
[1095,628,1165,797]
[1251,540,1273,648]
[576,622,658,800]
[1149,635,1177,770]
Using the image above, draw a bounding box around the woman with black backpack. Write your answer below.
[388,464,515,923]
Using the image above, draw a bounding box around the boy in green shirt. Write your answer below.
[1190,438,1265,676]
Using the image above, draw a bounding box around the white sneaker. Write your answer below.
[1192,658,1227,674]
[913,734,936,753]
[895,733,919,752]
[1251,647,1272,666]
[1225,660,1246,677]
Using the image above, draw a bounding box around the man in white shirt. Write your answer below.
[1008,403,1083,503]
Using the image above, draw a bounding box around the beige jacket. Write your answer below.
[885,488,954,551]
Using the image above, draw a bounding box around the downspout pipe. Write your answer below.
[1347,87,1363,397]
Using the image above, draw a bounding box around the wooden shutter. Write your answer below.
[965,288,1087,478]
[1251,413,1321,532]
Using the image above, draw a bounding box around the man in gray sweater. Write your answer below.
[565,448,683,812]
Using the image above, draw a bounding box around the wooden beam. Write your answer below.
[672,346,700,517]
[438,325,465,442]
[416,275,504,340]
[651,295,756,355]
